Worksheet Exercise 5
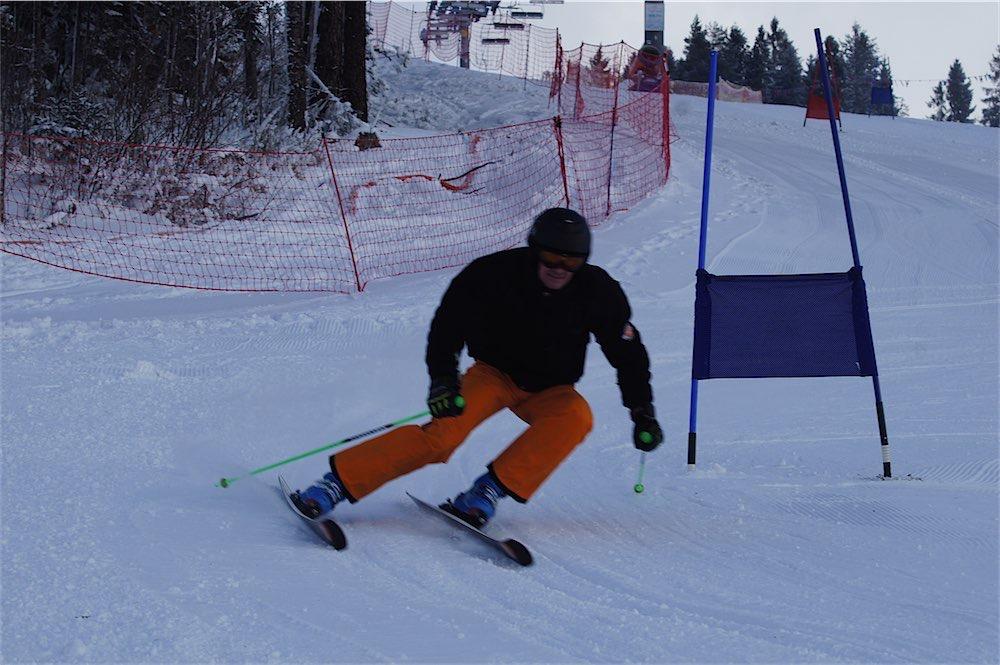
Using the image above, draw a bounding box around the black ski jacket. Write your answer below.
[426,247,653,408]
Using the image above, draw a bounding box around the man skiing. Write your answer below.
[626,43,668,92]
[292,207,663,527]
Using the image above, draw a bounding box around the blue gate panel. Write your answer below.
[870,87,894,105]
[692,267,878,379]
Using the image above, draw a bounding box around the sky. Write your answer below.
[528,1,999,120]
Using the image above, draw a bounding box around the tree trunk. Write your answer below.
[341,1,368,122]
[286,1,308,130]
[315,1,346,100]
[242,3,259,104]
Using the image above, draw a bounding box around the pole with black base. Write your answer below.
[814,28,892,477]
[686,51,718,469]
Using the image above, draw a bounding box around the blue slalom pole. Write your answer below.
[814,28,861,269]
[687,50,719,468]
[814,29,892,477]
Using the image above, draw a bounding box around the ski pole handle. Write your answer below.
[217,409,430,488]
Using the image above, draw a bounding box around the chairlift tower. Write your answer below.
[422,1,501,68]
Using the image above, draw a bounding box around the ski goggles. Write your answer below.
[537,249,586,272]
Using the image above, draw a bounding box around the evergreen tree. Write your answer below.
[767,17,805,106]
[840,22,880,114]
[927,81,947,121]
[945,59,975,122]
[719,25,750,86]
[824,35,846,87]
[980,45,1000,127]
[677,15,712,82]
[708,22,728,50]
[586,45,613,88]
[746,26,770,97]
[664,46,677,74]
[804,54,817,91]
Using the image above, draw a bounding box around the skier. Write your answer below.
[626,43,667,92]
[292,207,663,527]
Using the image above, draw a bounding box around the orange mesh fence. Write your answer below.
[1,5,672,293]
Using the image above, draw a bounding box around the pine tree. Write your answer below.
[980,45,1000,127]
[664,46,677,74]
[945,59,975,122]
[586,45,613,88]
[927,81,947,121]
[841,23,880,114]
[746,26,770,98]
[677,15,712,82]
[719,25,750,86]
[824,35,845,87]
[708,22,728,51]
[767,17,804,106]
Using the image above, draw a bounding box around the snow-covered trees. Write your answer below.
[927,82,948,121]
[675,16,712,82]
[928,59,977,123]
[840,23,880,114]
[945,60,975,123]
[979,46,999,128]
[0,2,377,147]
[585,46,613,88]
[766,18,804,106]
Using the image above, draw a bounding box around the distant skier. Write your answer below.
[292,207,663,527]
[627,43,667,92]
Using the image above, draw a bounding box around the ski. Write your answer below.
[406,492,533,566]
[278,475,347,550]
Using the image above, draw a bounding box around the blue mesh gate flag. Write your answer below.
[687,36,892,477]
[692,268,878,380]
[870,86,894,105]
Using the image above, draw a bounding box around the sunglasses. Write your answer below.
[538,249,586,272]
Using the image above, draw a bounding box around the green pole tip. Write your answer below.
[454,395,466,408]
[634,483,645,493]
[639,431,653,444]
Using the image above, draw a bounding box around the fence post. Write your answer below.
[0,132,7,227]
[661,69,671,181]
[573,42,584,120]
[522,24,531,90]
[552,116,571,207]
[322,138,363,293]
[555,30,563,113]
[606,47,622,216]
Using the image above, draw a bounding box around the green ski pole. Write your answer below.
[633,432,653,494]
[215,403,459,488]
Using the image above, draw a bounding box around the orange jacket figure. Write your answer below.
[291,208,663,528]
[627,44,666,92]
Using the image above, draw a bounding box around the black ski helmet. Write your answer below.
[639,43,662,58]
[527,207,591,259]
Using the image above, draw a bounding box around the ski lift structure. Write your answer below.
[421,1,502,67]
[507,0,558,20]
[479,2,545,47]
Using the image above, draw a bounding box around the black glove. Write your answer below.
[630,404,663,452]
[427,379,465,419]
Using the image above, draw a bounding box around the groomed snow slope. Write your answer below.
[3,59,998,663]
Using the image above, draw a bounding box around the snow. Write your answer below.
[3,57,998,663]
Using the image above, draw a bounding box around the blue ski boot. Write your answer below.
[445,472,506,528]
[293,470,347,519]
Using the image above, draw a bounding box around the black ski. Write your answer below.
[278,475,347,550]
[407,492,533,566]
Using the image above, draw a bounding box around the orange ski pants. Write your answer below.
[330,362,593,502]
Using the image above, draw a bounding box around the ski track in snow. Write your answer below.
[2,59,998,663]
